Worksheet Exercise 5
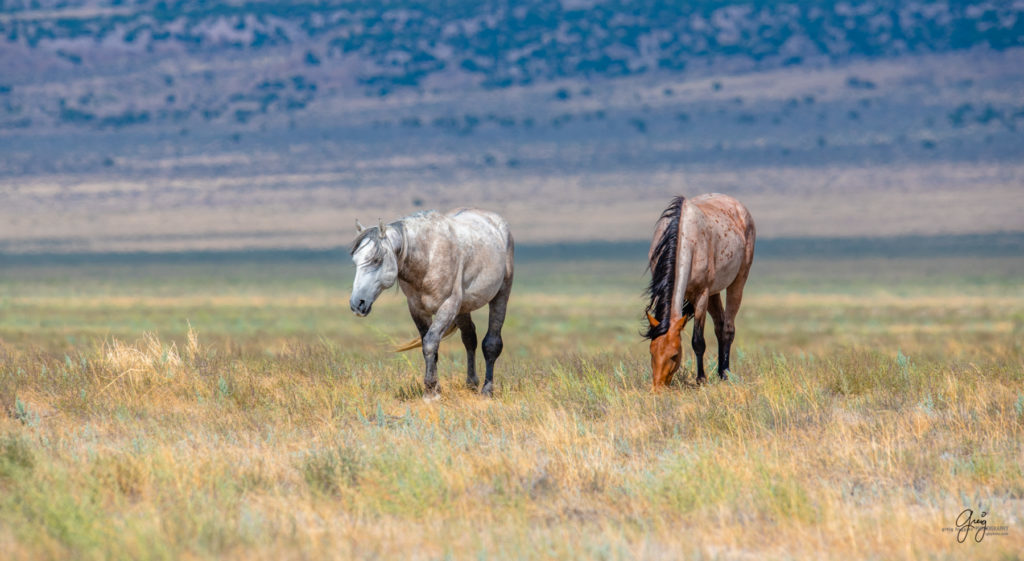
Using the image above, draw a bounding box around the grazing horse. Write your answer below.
[349,209,514,397]
[643,194,756,388]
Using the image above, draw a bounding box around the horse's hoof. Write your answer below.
[423,384,441,402]
[466,378,479,390]
[480,382,493,397]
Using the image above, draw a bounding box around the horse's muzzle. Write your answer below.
[350,299,372,317]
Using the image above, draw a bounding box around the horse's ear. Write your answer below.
[355,219,365,233]
[671,315,689,335]
[646,312,660,328]
[378,218,387,235]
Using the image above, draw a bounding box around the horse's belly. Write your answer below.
[710,260,740,294]
[459,271,504,313]
[709,238,745,294]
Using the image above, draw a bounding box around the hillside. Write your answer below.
[2,0,1023,130]
[0,1,1022,252]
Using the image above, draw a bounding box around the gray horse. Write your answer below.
[349,208,514,397]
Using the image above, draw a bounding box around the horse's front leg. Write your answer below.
[707,293,728,380]
[421,297,461,398]
[690,290,710,385]
[408,303,431,341]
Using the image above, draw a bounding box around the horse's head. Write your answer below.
[350,220,401,317]
[647,312,688,388]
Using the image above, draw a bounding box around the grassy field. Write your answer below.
[0,250,1022,560]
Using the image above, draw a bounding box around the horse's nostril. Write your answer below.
[359,299,366,307]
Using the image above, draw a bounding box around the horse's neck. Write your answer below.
[391,221,408,266]
[393,221,422,282]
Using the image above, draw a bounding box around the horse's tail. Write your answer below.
[392,323,459,352]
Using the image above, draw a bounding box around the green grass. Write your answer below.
[0,253,1022,560]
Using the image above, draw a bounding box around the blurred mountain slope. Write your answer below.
[2,0,1022,129]
[0,1,1022,252]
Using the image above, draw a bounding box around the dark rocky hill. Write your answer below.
[2,1,1022,130]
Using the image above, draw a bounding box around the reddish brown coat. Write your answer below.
[647,194,756,388]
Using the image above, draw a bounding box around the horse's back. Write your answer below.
[445,208,514,310]
[689,194,754,235]
[448,208,511,241]
[447,208,513,262]
[685,194,756,294]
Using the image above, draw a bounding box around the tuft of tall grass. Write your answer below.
[0,433,34,479]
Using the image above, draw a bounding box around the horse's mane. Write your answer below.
[350,222,404,262]
[644,196,685,340]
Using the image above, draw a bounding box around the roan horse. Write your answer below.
[643,194,756,388]
[349,208,514,397]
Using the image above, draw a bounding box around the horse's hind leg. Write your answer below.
[455,313,479,389]
[719,277,748,377]
[707,293,728,380]
[481,280,511,397]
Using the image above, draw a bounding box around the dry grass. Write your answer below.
[0,256,1022,560]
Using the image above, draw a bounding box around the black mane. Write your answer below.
[643,197,685,340]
